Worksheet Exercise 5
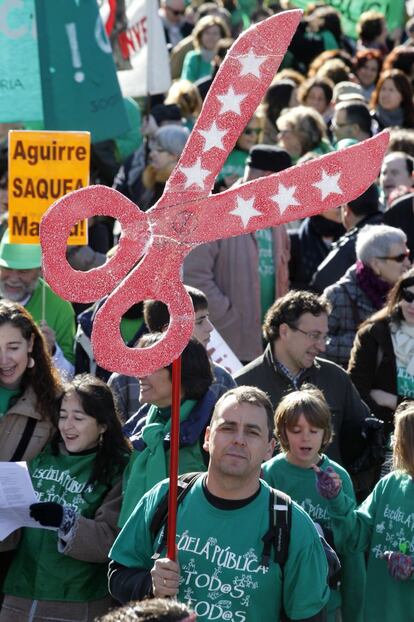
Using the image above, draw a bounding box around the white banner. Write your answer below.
[99,0,171,97]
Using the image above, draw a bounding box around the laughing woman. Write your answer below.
[0,374,130,622]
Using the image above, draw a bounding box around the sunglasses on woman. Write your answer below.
[243,128,262,136]
[401,289,414,303]
[378,251,410,263]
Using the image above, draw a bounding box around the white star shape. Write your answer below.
[179,157,211,189]
[238,49,267,78]
[230,196,261,228]
[270,183,300,215]
[197,122,228,152]
[216,86,247,116]
[312,169,342,200]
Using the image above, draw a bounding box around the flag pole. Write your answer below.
[167,355,182,560]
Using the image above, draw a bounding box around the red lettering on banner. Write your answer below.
[118,17,147,59]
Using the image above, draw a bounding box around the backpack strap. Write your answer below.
[11,417,37,461]
[150,472,203,560]
[261,488,292,568]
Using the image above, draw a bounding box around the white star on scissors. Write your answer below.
[216,86,247,116]
[230,196,261,228]
[198,122,228,152]
[179,157,211,189]
[312,169,342,200]
[238,49,267,78]
[270,183,300,215]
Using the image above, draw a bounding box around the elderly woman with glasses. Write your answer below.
[323,224,410,369]
[348,267,414,475]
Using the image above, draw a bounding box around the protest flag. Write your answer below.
[0,0,42,122]
[101,0,172,97]
[34,0,130,142]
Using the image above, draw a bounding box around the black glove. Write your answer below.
[30,502,64,528]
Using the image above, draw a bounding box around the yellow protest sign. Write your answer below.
[8,130,90,244]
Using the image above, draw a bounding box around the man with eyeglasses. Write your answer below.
[331,101,372,147]
[234,290,370,470]
[160,0,192,49]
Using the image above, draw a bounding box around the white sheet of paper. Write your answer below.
[207,327,243,374]
[0,461,43,540]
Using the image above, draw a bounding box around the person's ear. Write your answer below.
[279,323,290,340]
[203,426,211,452]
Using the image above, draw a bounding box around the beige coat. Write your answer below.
[0,387,54,461]
[183,226,290,362]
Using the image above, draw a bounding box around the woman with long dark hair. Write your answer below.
[0,374,131,622]
[370,69,414,130]
[0,300,62,461]
[348,267,414,439]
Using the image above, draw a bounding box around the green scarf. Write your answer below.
[119,399,197,526]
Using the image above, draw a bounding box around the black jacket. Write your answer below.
[234,344,370,468]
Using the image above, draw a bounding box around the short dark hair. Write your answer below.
[335,101,372,136]
[97,598,194,621]
[211,386,275,440]
[347,183,379,216]
[137,333,213,399]
[263,291,331,343]
[144,286,208,332]
[357,11,385,43]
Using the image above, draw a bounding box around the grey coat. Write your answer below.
[323,265,376,368]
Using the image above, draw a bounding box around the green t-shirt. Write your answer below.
[111,477,330,621]
[396,365,414,399]
[120,316,144,345]
[4,446,116,601]
[328,471,414,622]
[26,278,75,363]
[216,149,248,185]
[181,51,212,83]
[254,228,275,321]
[262,454,365,622]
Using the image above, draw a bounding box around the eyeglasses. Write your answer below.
[332,120,351,130]
[288,325,331,345]
[167,7,185,16]
[276,127,293,135]
[377,251,410,263]
[243,127,262,136]
[401,289,414,303]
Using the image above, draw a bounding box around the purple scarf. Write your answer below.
[355,260,391,309]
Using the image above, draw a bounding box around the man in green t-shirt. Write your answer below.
[0,230,75,378]
[109,386,330,621]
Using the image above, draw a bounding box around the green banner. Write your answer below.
[35,0,129,142]
[288,0,405,40]
[0,0,42,122]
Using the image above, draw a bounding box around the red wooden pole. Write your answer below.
[167,355,182,560]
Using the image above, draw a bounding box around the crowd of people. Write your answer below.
[2,0,414,620]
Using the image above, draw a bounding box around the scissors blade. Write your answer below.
[150,131,389,245]
[151,9,302,211]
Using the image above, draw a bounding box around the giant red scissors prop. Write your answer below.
[40,10,388,376]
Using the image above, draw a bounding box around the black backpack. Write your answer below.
[149,473,339,621]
